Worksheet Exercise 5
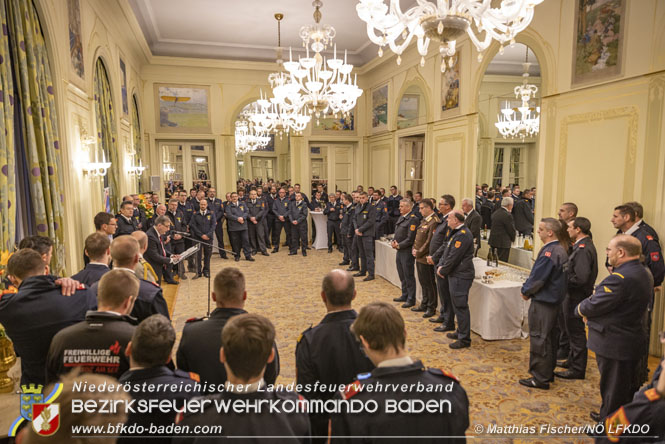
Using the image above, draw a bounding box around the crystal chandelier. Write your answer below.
[356,0,544,72]
[282,1,362,123]
[235,104,271,156]
[495,47,540,139]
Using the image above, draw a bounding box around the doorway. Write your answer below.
[159,141,215,194]
[398,135,425,194]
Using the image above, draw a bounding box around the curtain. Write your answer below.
[131,94,142,192]
[0,0,16,252]
[6,0,66,275]
[93,58,119,212]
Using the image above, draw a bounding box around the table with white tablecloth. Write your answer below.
[478,238,534,269]
[310,211,328,250]
[375,240,422,303]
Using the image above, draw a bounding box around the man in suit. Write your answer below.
[577,235,652,420]
[145,215,179,284]
[207,187,228,260]
[166,198,187,279]
[72,233,110,286]
[513,189,535,236]
[489,197,516,262]
[225,192,253,262]
[354,191,376,281]
[116,200,138,237]
[461,198,481,256]
[288,192,309,256]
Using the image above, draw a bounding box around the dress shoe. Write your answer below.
[328,248,333,253]
[411,306,426,312]
[553,370,585,380]
[446,332,458,340]
[252,250,258,255]
[203,272,210,278]
[557,360,570,369]
[353,272,366,277]
[363,276,375,282]
[302,251,307,257]
[289,252,297,256]
[220,254,228,259]
[518,377,549,390]
[393,297,407,302]
[271,248,279,253]
[165,279,178,285]
[193,274,202,280]
[235,256,240,262]
[179,275,188,280]
[306,246,312,250]
[423,310,435,318]
[401,302,415,308]
[347,267,359,272]
[449,341,470,349]
[261,252,270,256]
[429,316,445,324]
[438,324,455,332]
[246,257,255,262]
[339,261,350,266]
[590,411,601,422]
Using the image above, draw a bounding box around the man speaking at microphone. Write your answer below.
[190,198,216,278]
[145,216,180,285]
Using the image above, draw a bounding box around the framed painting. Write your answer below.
[572,0,625,86]
[154,84,211,133]
[119,58,128,116]
[397,94,420,129]
[67,0,84,80]
[311,111,356,135]
[372,84,389,132]
[441,55,460,112]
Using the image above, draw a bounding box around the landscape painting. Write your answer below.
[572,0,625,85]
[155,84,211,133]
[67,0,84,79]
[372,84,388,131]
[442,56,460,112]
[397,94,420,129]
[312,111,355,134]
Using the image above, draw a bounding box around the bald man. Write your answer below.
[131,231,157,284]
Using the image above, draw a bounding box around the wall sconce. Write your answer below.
[128,158,145,176]
[163,164,175,175]
[78,117,111,178]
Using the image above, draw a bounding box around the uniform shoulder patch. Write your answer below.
[410,224,416,231]
[342,380,363,400]
[460,229,466,234]
[647,235,654,241]
[454,241,461,248]
[150,281,160,287]
[186,317,205,323]
[579,244,585,248]
[427,368,460,382]
[544,251,551,257]
[651,252,660,262]
[643,387,661,401]
[188,372,201,383]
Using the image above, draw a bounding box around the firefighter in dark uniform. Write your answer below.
[555,217,597,380]
[271,188,290,253]
[178,190,196,272]
[207,187,228,260]
[329,302,469,442]
[0,249,90,385]
[577,234,652,421]
[371,191,388,239]
[339,194,356,267]
[131,194,147,231]
[386,186,403,235]
[166,198,187,279]
[115,201,138,237]
[353,191,376,281]
[412,200,440,316]
[391,199,418,308]
[174,314,308,442]
[246,190,269,256]
[436,211,475,349]
[429,196,455,326]
[288,192,309,256]
[225,192,253,262]
[519,218,568,390]
[46,269,139,383]
[349,192,363,271]
[324,194,342,253]
[265,187,278,249]
[295,270,374,439]
[72,233,110,286]
[189,198,216,277]
[119,315,200,438]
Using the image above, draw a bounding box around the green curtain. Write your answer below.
[93,58,119,213]
[6,0,65,274]
[131,94,142,192]
[0,0,16,252]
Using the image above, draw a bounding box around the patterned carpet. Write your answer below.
[170,248,658,443]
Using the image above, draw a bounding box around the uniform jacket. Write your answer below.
[488,208,516,249]
[115,214,138,237]
[71,263,110,287]
[225,202,249,232]
[340,203,355,236]
[133,207,146,231]
[145,227,171,283]
[567,236,598,299]
[176,308,280,385]
[208,197,225,224]
[354,202,376,237]
[288,200,309,225]
[513,197,534,234]
[88,276,170,323]
[178,201,194,226]
[430,213,451,263]
[577,259,652,361]
[265,193,277,216]
[167,209,187,246]
[437,225,475,280]
[246,199,267,222]
[465,209,482,248]
[0,275,90,385]
[330,360,469,442]
[324,201,342,221]
[414,214,440,264]
[393,211,418,250]
[632,226,664,287]
[387,194,403,217]
[190,210,216,239]
[309,197,325,211]
[638,220,660,244]
[46,311,137,383]
[521,241,568,304]
[272,197,290,218]
[373,199,388,228]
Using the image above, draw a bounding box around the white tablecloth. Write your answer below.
[310,212,328,250]
[469,258,530,340]
[375,240,422,303]
[478,239,534,269]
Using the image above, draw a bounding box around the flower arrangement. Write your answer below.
[0,251,17,296]
[137,194,154,219]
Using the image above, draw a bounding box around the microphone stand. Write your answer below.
[174,231,235,316]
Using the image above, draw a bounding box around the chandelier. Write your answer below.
[235,106,271,156]
[495,47,540,139]
[356,0,544,72]
[281,1,362,123]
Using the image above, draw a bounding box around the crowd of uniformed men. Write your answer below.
[0,179,663,442]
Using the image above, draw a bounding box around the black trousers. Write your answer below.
[563,292,588,376]
[266,213,275,247]
[396,250,416,303]
[248,220,267,253]
[496,247,510,262]
[184,237,195,270]
[229,230,251,259]
[528,300,560,384]
[195,238,212,274]
[214,222,227,258]
[357,235,375,276]
[596,355,638,418]
[416,262,437,311]
[272,219,287,250]
[327,220,341,249]
[436,274,454,325]
[449,276,473,344]
[557,307,570,358]
[290,222,308,253]
[344,234,357,267]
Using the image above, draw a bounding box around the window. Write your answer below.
[492,147,504,188]
[403,138,424,194]
[251,157,275,180]
[492,146,525,187]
